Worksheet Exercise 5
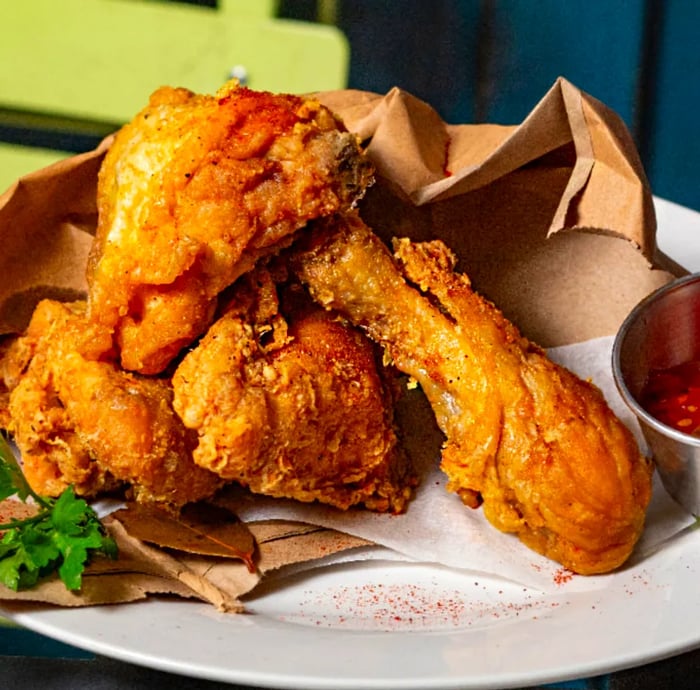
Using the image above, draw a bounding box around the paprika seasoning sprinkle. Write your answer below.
[640,359,700,436]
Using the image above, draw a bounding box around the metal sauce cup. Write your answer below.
[612,272,700,516]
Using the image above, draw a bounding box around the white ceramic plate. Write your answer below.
[2,197,700,690]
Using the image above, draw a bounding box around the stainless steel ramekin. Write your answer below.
[612,272,700,515]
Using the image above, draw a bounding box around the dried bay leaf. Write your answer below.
[248,520,374,574]
[110,501,257,571]
[0,571,199,607]
[103,517,246,611]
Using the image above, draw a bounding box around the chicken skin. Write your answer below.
[87,80,374,375]
[172,266,415,513]
[0,300,221,507]
[291,212,653,574]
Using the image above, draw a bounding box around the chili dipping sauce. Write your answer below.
[640,359,700,436]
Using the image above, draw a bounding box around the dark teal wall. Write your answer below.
[646,1,700,212]
[329,1,700,213]
[475,1,647,128]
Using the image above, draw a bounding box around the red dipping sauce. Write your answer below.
[641,359,700,436]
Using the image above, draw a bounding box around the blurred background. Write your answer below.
[1,0,697,213]
[285,0,699,214]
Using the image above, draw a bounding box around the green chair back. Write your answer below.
[0,0,348,191]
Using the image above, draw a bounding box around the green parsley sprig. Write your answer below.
[0,435,117,591]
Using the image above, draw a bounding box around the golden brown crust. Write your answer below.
[87,81,374,374]
[1,299,221,506]
[291,212,652,573]
[172,268,415,513]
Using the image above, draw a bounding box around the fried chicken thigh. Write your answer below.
[87,81,373,374]
[0,300,221,507]
[172,267,414,512]
[291,213,653,574]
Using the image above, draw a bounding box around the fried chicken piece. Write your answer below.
[0,337,19,431]
[87,80,374,375]
[172,266,414,513]
[0,299,221,507]
[291,213,653,574]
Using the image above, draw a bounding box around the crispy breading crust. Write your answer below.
[88,81,374,374]
[1,300,221,506]
[172,268,415,513]
[291,212,653,574]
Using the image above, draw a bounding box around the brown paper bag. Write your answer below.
[0,78,674,345]
[319,77,675,346]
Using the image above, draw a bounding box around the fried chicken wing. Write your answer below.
[291,213,653,574]
[87,80,374,375]
[172,267,414,513]
[0,300,221,507]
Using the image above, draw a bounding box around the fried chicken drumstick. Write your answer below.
[87,80,373,374]
[0,300,221,507]
[291,212,653,574]
[172,265,414,512]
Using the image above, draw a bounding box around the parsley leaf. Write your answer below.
[0,440,33,503]
[0,434,117,591]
